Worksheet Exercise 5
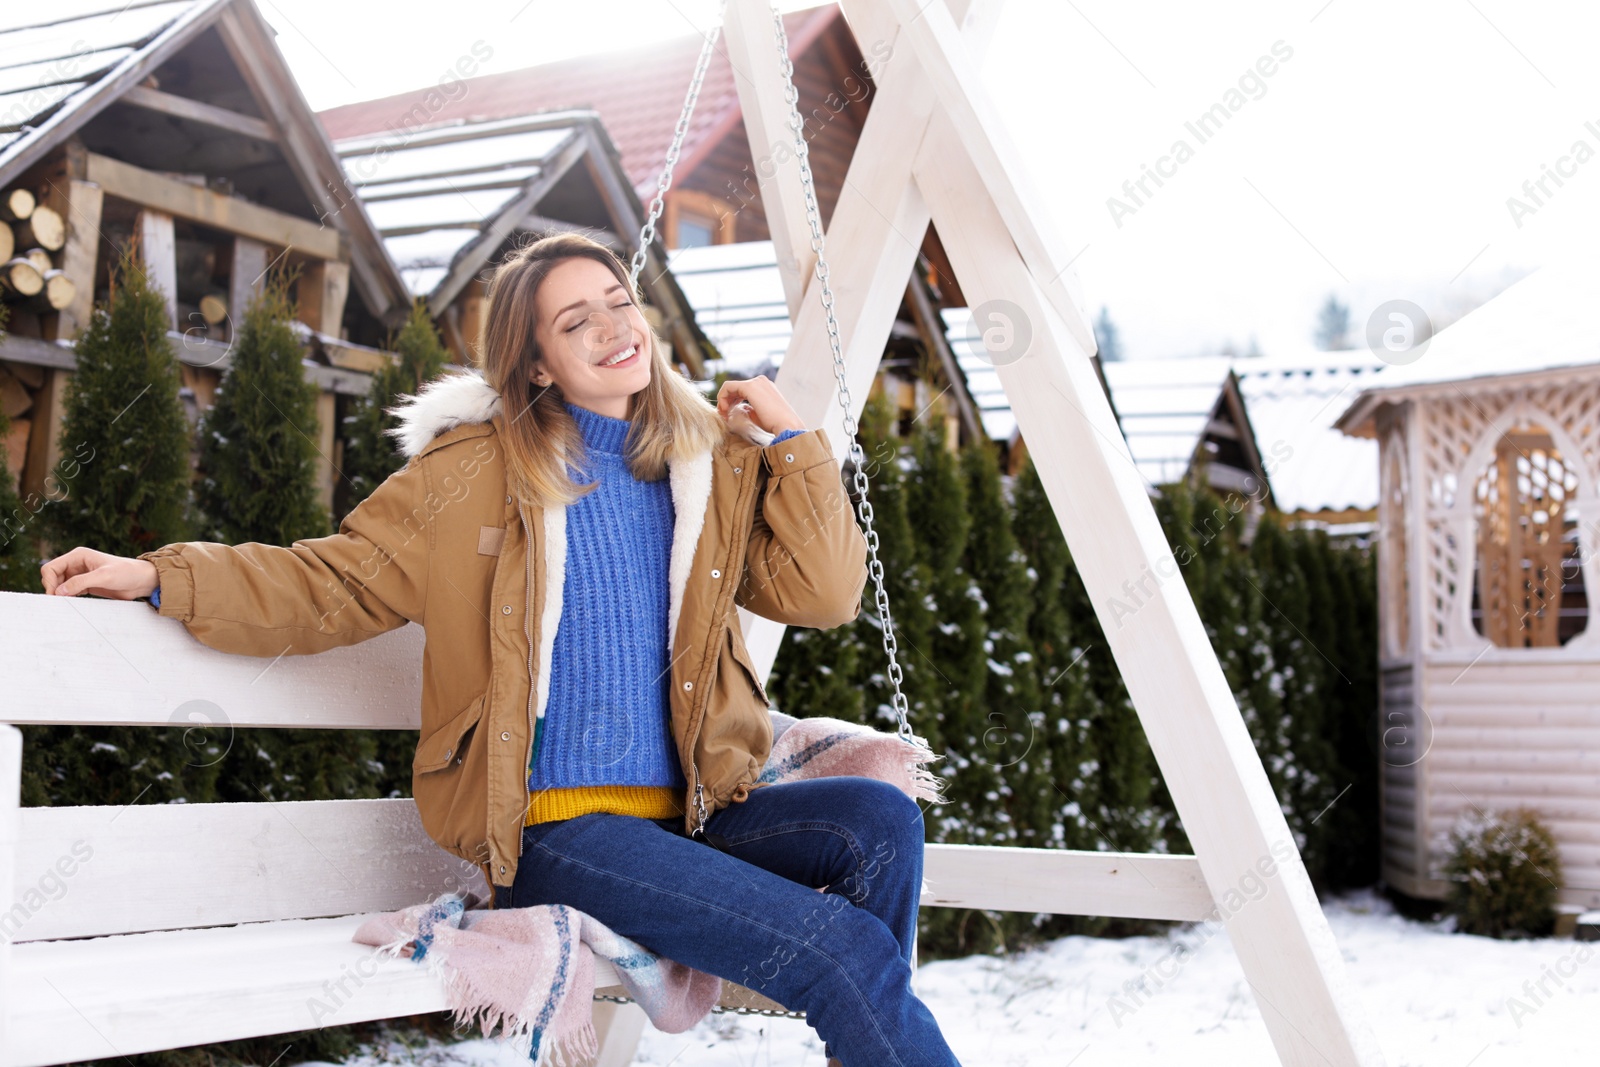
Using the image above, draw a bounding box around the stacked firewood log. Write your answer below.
[0,186,76,313]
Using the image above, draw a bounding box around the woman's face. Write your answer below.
[531,256,652,418]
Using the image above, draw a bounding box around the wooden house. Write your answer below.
[1336,255,1600,909]
[0,0,415,523]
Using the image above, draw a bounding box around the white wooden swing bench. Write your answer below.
[0,590,1214,1066]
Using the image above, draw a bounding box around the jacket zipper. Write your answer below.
[518,501,535,859]
[684,445,764,839]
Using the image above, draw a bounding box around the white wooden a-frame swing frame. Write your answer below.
[717,0,1386,1063]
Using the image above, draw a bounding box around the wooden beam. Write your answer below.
[40,176,102,343]
[0,333,379,399]
[229,236,269,327]
[724,0,824,317]
[877,0,1098,358]
[297,258,350,337]
[0,725,18,1060]
[590,1002,649,1067]
[911,112,1381,1065]
[118,85,277,142]
[17,367,69,511]
[86,151,341,261]
[136,209,177,331]
[922,844,1212,921]
[313,388,338,519]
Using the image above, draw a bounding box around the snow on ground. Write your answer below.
[323,891,1600,1067]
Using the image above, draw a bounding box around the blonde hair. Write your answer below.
[477,233,726,508]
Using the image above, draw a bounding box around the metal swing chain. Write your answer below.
[627,1,732,841]
[766,2,914,745]
[629,0,730,292]
[627,1,915,745]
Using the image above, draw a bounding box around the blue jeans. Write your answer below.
[494,776,961,1067]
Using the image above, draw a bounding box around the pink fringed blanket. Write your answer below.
[352,714,942,1065]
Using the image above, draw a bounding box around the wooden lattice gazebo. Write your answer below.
[1337,254,1600,909]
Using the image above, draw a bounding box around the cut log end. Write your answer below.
[199,292,228,325]
[35,269,77,311]
[1,187,35,223]
[17,205,65,252]
[0,258,45,297]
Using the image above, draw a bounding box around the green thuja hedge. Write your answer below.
[22,249,205,809]
[0,302,44,594]
[769,392,1381,959]
[335,296,452,799]
[340,296,451,517]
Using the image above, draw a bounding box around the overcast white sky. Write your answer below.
[257,0,1600,362]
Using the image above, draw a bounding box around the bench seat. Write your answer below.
[0,594,1214,1066]
[8,910,801,1066]
[8,913,639,1066]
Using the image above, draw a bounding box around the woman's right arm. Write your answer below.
[40,452,437,658]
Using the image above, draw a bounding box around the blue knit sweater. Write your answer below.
[148,404,805,795]
[523,402,804,792]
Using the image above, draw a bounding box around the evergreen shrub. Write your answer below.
[1442,806,1563,938]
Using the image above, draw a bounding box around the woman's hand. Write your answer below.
[715,375,805,436]
[41,547,159,600]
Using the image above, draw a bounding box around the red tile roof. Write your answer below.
[317,6,839,197]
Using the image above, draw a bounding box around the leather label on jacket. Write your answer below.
[477,525,507,556]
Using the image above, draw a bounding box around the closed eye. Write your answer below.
[562,300,634,333]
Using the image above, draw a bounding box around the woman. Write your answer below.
[40,233,962,1066]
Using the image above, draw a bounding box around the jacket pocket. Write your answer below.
[413,692,490,860]
[415,693,487,773]
[727,622,769,704]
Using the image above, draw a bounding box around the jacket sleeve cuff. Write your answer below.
[761,426,833,477]
[770,427,806,446]
[137,546,194,621]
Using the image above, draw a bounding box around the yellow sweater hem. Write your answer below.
[524,784,683,826]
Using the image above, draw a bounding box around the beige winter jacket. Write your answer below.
[137,370,869,891]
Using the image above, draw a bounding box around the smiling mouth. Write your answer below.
[598,343,639,368]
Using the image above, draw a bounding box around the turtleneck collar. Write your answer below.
[564,399,632,456]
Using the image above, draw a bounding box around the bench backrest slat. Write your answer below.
[0,592,423,729]
[8,797,483,942]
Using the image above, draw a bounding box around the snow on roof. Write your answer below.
[1096,356,1237,490]
[1337,253,1600,434]
[1234,350,1385,515]
[0,1,206,163]
[331,115,587,300]
[947,326,1383,513]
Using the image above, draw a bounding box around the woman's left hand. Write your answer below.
[715,375,806,436]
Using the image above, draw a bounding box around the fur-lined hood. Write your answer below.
[383,368,774,460]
